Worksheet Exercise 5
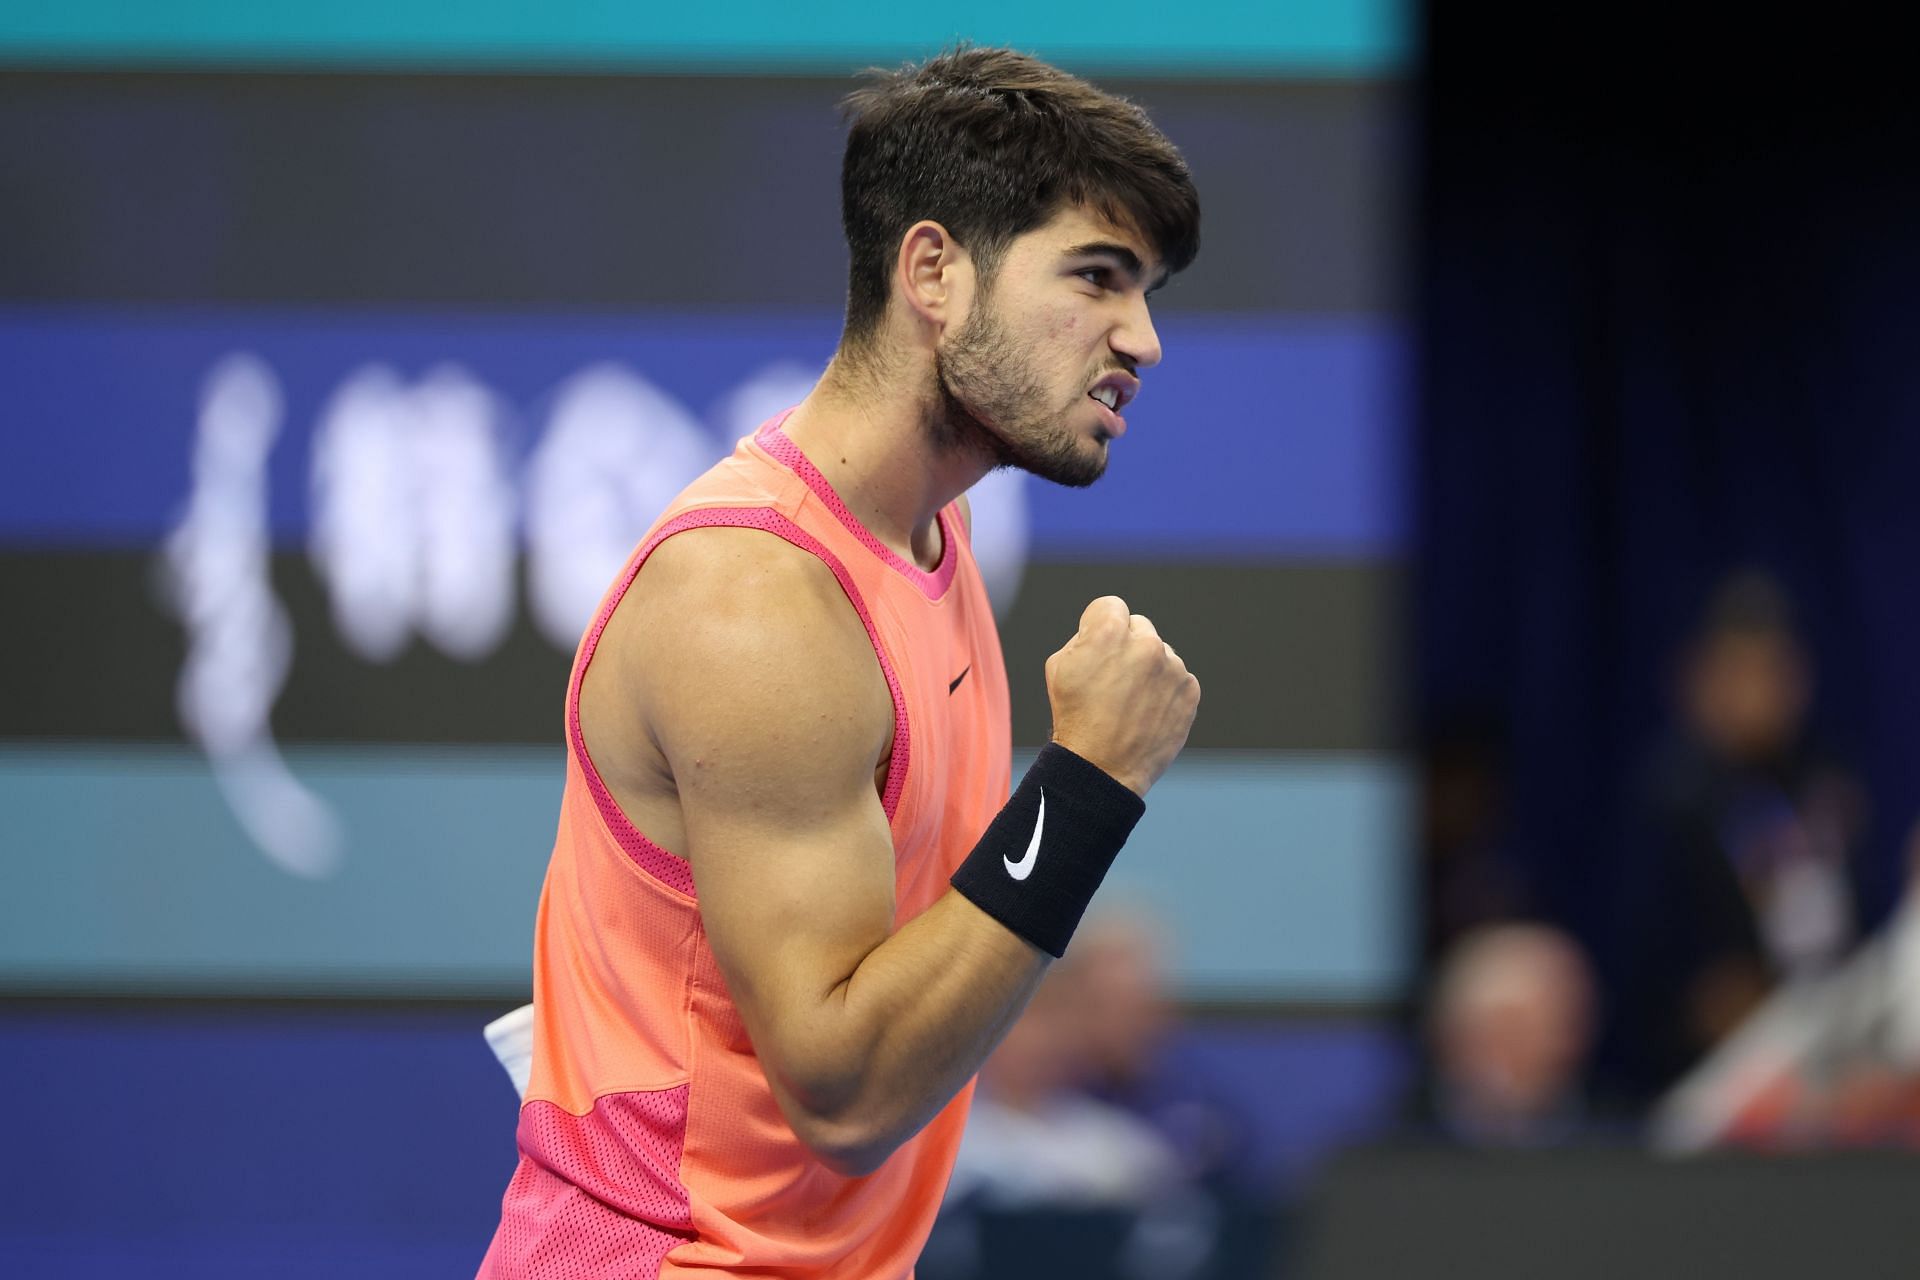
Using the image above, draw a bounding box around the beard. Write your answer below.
[930,295,1108,488]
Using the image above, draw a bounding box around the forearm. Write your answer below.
[761,746,1145,1174]
[773,891,1048,1175]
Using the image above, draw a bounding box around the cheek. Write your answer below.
[1033,312,1090,381]
[1010,294,1077,343]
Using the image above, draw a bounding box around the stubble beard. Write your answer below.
[930,296,1108,489]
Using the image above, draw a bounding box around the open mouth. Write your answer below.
[1087,373,1138,414]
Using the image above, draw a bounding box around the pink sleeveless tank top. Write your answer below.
[479,413,1013,1278]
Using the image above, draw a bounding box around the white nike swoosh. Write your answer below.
[1004,789,1044,881]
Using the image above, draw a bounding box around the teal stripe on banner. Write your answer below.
[0,1,1408,76]
[0,745,1407,1001]
[0,745,561,993]
[1061,751,1409,1002]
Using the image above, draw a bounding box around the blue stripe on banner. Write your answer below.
[0,306,1406,556]
[0,1008,1402,1271]
[0,0,1409,76]
[0,745,1407,1002]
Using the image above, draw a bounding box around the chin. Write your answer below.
[983,412,1110,488]
[1033,443,1106,489]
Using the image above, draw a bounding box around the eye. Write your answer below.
[1075,267,1110,289]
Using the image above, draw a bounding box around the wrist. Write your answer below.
[1047,735,1149,799]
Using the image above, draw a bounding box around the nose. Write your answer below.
[1112,293,1162,370]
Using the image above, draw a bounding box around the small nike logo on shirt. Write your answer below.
[1004,790,1044,881]
[949,665,971,695]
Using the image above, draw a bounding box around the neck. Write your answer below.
[778,342,994,569]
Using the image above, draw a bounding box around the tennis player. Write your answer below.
[477,46,1202,1278]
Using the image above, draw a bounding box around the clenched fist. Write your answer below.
[1044,596,1201,799]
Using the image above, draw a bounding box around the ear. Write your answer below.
[894,220,973,331]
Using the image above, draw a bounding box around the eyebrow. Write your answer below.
[1064,240,1171,294]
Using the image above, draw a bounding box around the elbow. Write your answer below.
[788,1110,902,1179]
[766,1032,911,1176]
[816,1140,895,1180]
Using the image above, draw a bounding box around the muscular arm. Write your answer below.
[624,527,1047,1177]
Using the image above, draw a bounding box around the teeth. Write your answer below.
[1092,387,1119,410]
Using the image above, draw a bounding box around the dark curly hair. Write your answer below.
[838,46,1200,345]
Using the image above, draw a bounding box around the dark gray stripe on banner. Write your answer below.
[0,551,569,745]
[0,72,1401,315]
[0,552,1397,750]
[997,559,1403,751]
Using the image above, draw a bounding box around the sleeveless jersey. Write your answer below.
[478,413,1013,1279]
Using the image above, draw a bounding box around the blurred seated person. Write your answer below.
[1653,820,1920,1152]
[937,921,1224,1279]
[944,920,1186,1210]
[1620,569,1869,1098]
[1420,714,1533,966]
[1069,911,1255,1192]
[1423,923,1598,1147]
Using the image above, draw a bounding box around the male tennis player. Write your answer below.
[478,46,1201,1278]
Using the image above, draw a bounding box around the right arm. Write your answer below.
[617,528,1197,1175]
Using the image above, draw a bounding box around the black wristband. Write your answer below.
[951,744,1147,958]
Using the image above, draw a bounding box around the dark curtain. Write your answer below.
[1415,9,1920,1065]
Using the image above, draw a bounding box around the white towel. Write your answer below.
[484,1002,537,1099]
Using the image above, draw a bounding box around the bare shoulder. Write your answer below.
[593,525,894,807]
[624,524,875,687]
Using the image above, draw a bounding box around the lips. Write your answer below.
[1087,372,1138,439]
[1087,372,1139,413]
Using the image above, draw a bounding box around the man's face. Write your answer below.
[1684,630,1810,763]
[932,205,1166,486]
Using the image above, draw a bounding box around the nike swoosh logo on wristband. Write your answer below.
[1004,790,1044,881]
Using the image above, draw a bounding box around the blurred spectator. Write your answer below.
[1420,714,1533,964]
[936,914,1226,1280]
[945,919,1188,1210]
[1421,923,1598,1147]
[1619,569,1870,1098]
[1073,912,1174,1102]
[1654,820,1920,1152]
[1072,912,1255,1193]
